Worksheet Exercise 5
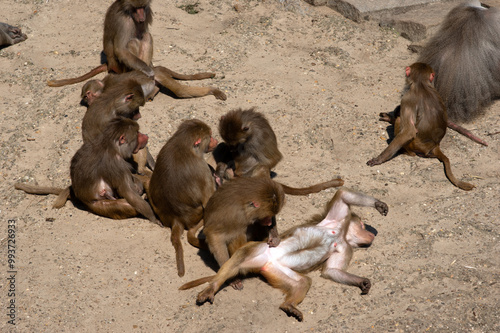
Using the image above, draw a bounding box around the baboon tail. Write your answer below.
[279,178,344,196]
[179,276,215,290]
[47,64,108,87]
[447,121,488,146]
[52,187,71,208]
[15,183,65,195]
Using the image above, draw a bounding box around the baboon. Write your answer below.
[148,119,218,277]
[201,176,285,289]
[418,1,500,124]
[367,63,475,191]
[16,118,161,225]
[180,189,388,321]
[214,108,344,193]
[81,75,156,175]
[47,0,226,100]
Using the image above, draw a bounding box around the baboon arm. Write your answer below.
[113,29,153,78]
[321,249,370,294]
[367,105,416,166]
[118,183,160,225]
[324,189,388,222]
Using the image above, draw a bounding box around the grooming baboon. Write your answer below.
[148,119,218,277]
[82,76,148,143]
[47,0,226,100]
[214,108,344,193]
[16,118,161,225]
[81,70,155,107]
[180,189,388,321]
[367,63,475,191]
[201,176,285,289]
[81,75,156,175]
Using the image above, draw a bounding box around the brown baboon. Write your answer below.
[214,108,344,193]
[148,119,218,277]
[201,176,285,289]
[180,189,388,322]
[47,0,226,100]
[367,63,475,191]
[16,118,161,225]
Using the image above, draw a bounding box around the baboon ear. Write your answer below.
[125,93,134,102]
[405,66,411,77]
[429,72,435,82]
[194,138,202,147]
[250,201,260,208]
[119,134,127,145]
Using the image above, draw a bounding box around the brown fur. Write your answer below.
[148,119,218,277]
[367,63,474,191]
[180,189,388,321]
[47,0,226,100]
[215,108,344,193]
[82,78,146,143]
[202,177,285,276]
[81,76,157,177]
[15,118,161,225]
[80,71,156,106]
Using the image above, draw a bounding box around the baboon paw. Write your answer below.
[213,89,227,100]
[360,279,371,295]
[230,279,244,290]
[280,304,303,322]
[366,158,380,167]
[375,201,389,216]
[196,289,215,305]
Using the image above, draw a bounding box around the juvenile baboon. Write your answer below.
[215,108,344,193]
[201,176,285,289]
[16,118,161,225]
[180,189,388,321]
[367,63,475,191]
[47,0,226,100]
[148,119,218,277]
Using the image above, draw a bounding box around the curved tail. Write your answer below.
[186,221,209,250]
[279,178,344,196]
[179,275,215,290]
[15,183,71,208]
[47,64,108,87]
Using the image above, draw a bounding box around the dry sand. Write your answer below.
[1,0,498,332]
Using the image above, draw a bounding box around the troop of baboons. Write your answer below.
[9,0,498,322]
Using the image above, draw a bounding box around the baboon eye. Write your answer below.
[242,126,249,131]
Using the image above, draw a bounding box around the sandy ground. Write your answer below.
[1,0,499,332]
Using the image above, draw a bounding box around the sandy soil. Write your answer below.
[1,0,499,332]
